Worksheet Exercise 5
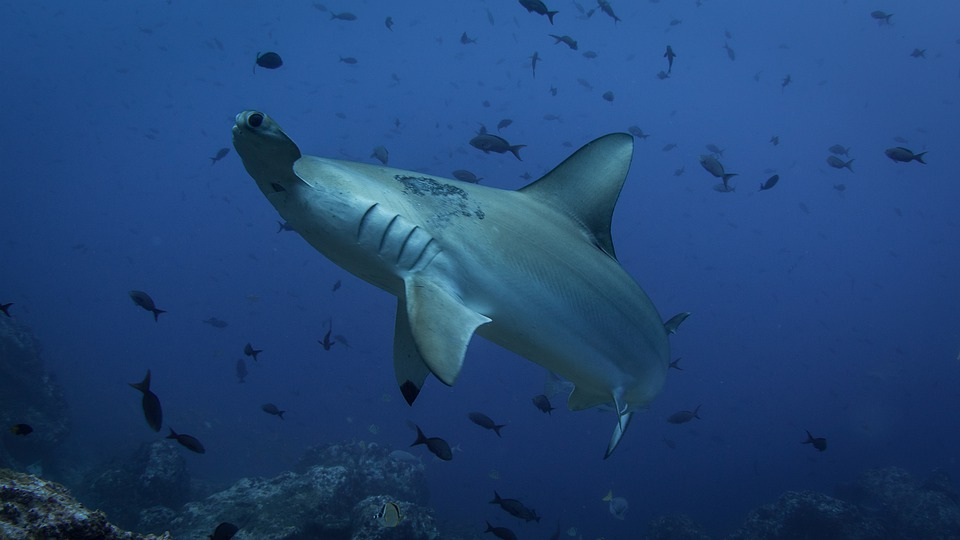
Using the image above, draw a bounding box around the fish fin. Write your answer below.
[519,133,633,260]
[914,152,927,164]
[393,298,432,405]
[567,386,607,411]
[604,410,634,459]
[129,369,151,393]
[404,275,490,386]
[403,275,491,386]
[509,145,526,160]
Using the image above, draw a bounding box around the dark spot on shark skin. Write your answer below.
[394,175,485,225]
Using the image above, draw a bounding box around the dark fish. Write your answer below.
[384,16,393,31]
[203,317,228,328]
[470,133,525,160]
[667,404,701,424]
[910,48,926,59]
[10,424,33,436]
[770,135,780,146]
[549,34,578,50]
[627,126,649,139]
[885,147,926,164]
[826,155,854,172]
[662,143,678,152]
[576,77,592,90]
[129,369,163,432]
[339,56,358,64]
[490,491,541,522]
[723,42,736,61]
[699,155,737,183]
[497,119,513,132]
[674,166,685,176]
[781,74,792,91]
[705,144,724,156]
[0,303,12,317]
[871,10,893,24]
[656,70,670,80]
[371,145,389,164]
[461,32,477,45]
[531,394,554,414]
[209,148,230,164]
[759,174,780,191]
[210,522,239,540]
[254,51,283,73]
[167,427,206,454]
[318,328,335,351]
[582,50,598,59]
[530,51,540,77]
[484,521,518,540]
[668,358,683,371]
[236,358,247,383]
[330,11,357,21]
[129,290,165,321]
[664,45,676,72]
[519,0,558,24]
[601,91,614,102]
[828,144,850,156]
[277,220,296,233]
[833,183,846,192]
[468,412,506,437]
[663,312,690,334]
[261,403,285,419]
[597,0,621,23]
[244,342,262,361]
[803,430,827,451]
[332,279,341,292]
[453,170,482,183]
[410,425,453,461]
[549,85,557,96]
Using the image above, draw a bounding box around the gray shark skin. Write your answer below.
[232,111,670,458]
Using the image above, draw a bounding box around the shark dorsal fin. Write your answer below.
[519,133,633,260]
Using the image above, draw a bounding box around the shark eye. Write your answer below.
[247,113,264,128]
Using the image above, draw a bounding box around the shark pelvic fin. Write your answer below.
[403,275,491,386]
[393,298,432,405]
[518,133,634,260]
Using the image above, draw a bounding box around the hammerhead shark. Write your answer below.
[232,111,672,458]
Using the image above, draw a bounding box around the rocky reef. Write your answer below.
[0,468,170,539]
[645,466,960,539]
[0,316,70,474]
[145,440,441,539]
[77,440,192,531]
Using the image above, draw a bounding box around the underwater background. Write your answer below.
[1,0,959,538]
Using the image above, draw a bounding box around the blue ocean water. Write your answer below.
[2,0,959,537]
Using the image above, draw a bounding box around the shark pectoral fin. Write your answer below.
[404,275,491,386]
[604,411,634,459]
[393,299,431,405]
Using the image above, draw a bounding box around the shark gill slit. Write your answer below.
[410,238,439,270]
[357,203,380,241]
[379,214,401,254]
[397,226,420,265]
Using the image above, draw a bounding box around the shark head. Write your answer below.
[232,110,673,458]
